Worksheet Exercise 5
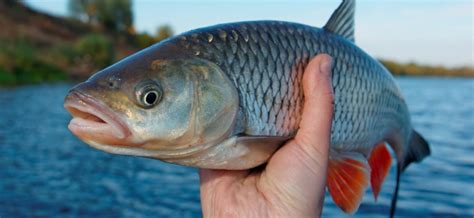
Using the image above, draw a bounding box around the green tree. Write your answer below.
[68,0,133,33]
[68,0,97,24]
[75,33,114,68]
[155,25,173,42]
[135,25,174,49]
[96,0,133,33]
[135,32,155,49]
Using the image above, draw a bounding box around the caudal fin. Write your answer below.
[390,130,430,217]
[401,130,430,171]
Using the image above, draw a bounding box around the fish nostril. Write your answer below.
[65,87,81,101]
[107,76,121,89]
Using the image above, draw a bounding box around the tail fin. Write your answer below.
[391,130,430,216]
[401,130,430,171]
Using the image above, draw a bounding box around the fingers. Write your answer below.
[260,54,334,213]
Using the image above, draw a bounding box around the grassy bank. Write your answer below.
[0,34,120,85]
[380,59,473,77]
[0,39,66,85]
[0,1,169,86]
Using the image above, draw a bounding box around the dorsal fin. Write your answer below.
[324,0,356,42]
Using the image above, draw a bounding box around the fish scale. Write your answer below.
[170,20,409,151]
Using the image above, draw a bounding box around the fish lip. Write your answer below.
[64,91,131,141]
[87,135,225,159]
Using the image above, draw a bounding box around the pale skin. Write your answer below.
[199,54,334,217]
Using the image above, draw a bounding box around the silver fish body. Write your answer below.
[163,21,410,157]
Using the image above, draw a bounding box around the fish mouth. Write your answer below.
[64,91,131,145]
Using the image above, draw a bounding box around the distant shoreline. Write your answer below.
[379,59,473,77]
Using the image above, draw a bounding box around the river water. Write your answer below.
[0,77,473,217]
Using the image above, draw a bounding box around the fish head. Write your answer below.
[64,56,239,160]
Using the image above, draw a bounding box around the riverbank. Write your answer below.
[0,1,169,86]
[380,60,473,77]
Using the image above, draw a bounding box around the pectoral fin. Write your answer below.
[231,136,290,168]
[207,135,290,170]
[167,135,290,170]
[327,151,370,214]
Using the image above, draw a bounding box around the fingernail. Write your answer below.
[320,57,333,93]
[320,57,333,76]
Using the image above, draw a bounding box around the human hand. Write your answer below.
[199,54,334,217]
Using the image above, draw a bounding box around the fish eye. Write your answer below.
[143,90,159,106]
[135,80,162,109]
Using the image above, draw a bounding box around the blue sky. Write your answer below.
[24,0,473,67]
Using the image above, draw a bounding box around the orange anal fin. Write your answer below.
[368,142,392,201]
[327,152,370,214]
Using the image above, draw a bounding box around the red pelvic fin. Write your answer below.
[327,151,370,214]
[368,142,392,201]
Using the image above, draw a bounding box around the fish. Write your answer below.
[64,0,430,215]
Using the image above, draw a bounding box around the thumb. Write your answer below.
[295,54,334,166]
[262,54,334,212]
